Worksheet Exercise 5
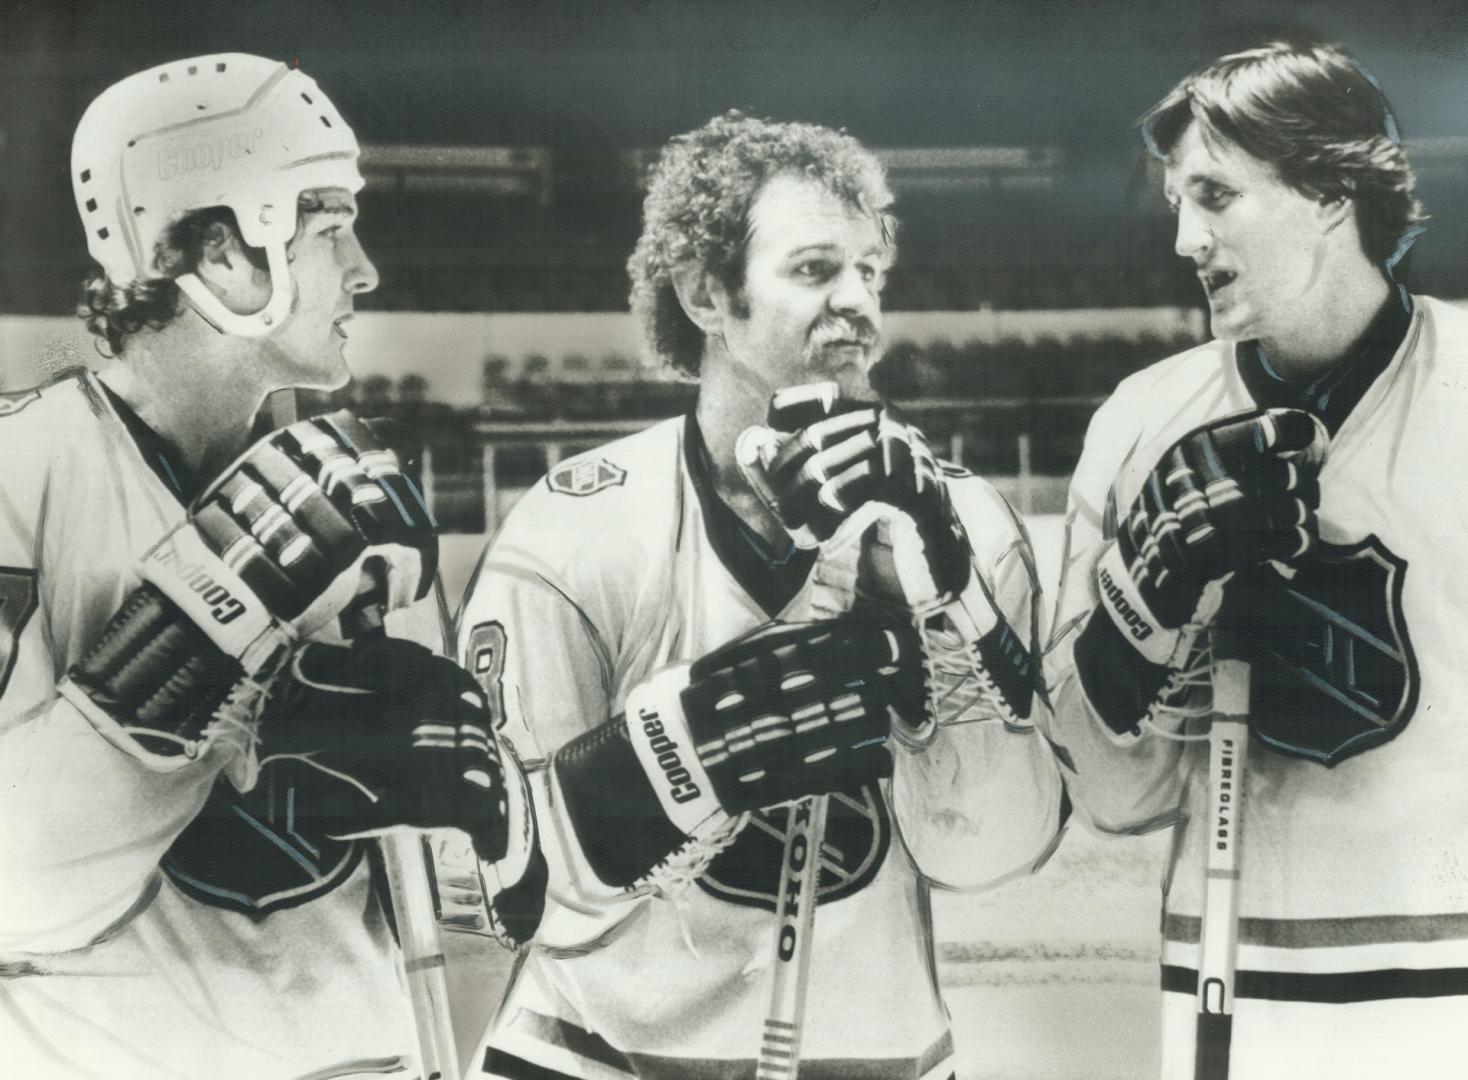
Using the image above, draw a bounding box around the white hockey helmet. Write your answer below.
[71,53,365,338]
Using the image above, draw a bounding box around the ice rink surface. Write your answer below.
[438,513,1176,1079]
[933,830,1167,1078]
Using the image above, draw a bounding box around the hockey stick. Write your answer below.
[754,527,862,1080]
[380,829,460,1080]
[753,509,874,1079]
[739,388,879,1079]
[341,572,460,1080]
[756,792,829,1080]
[271,392,460,1079]
[271,393,459,1078]
[1194,626,1251,1080]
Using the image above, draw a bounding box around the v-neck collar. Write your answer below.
[1235,292,1414,437]
[97,377,197,505]
[682,411,816,619]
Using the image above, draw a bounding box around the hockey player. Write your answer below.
[0,54,541,1079]
[456,111,1066,1080]
[1040,40,1465,1078]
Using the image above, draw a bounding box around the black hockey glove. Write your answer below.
[737,382,972,602]
[737,383,1042,737]
[1078,407,1328,733]
[194,410,437,622]
[265,638,518,863]
[553,612,930,888]
[61,411,437,768]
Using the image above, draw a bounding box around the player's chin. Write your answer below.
[1205,301,1255,343]
[291,346,351,393]
[810,345,878,389]
[1203,309,1250,343]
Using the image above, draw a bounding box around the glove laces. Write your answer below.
[915,620,1019,749]
[1139,633,1215,743]
[118,672,270,763]
[639,812,748,958]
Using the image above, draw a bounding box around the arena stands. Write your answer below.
[292,328,1199,532]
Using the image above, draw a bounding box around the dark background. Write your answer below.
[6,0,1468,317]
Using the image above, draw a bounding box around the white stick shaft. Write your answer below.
[344,593,459,1080]
[1195,657,1251,1080]
[382,831,460,1080]
[756,793,829,1080]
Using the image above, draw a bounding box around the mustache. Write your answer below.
[808,317,879,349]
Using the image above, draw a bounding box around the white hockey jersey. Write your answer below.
[456,412,1064,1080]
[0,371,419,1080]
[1042,296,1468,1079]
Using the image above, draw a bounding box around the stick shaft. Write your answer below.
[756,793,829,1080]
[382,831,460,1080]
[1194,657,1251,1080]
[341,577,460,1080]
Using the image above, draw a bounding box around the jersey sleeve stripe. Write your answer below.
[1166,910,1468,949]
[1163,961,1468,1004]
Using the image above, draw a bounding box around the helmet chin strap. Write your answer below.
[175,241,296,339]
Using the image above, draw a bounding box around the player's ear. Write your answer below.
[671,263,725,336]
[193,219,268,309]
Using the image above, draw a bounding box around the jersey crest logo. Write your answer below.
[547,458,626,497]
[697,783,889,911]
[163,701,363,914]
[1241,537,1418,765]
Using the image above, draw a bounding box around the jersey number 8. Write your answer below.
[464,620,510,732]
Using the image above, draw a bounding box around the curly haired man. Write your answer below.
[457,110,1065,1080]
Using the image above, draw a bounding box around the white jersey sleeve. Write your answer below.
[1038,296,1468,1077]
[457,516,614,763]
[0,376,230,955]
[1034,349,1235,836]
[888,472,1067,889]
[456,444,675,948]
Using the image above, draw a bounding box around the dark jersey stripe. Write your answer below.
[682,411,815,618]
[483,1048,589,1079]
[490,1021,954,1080]
[1165,911,1468,949]
[1162,963,1468,1004]
[514,1009,637,1073]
